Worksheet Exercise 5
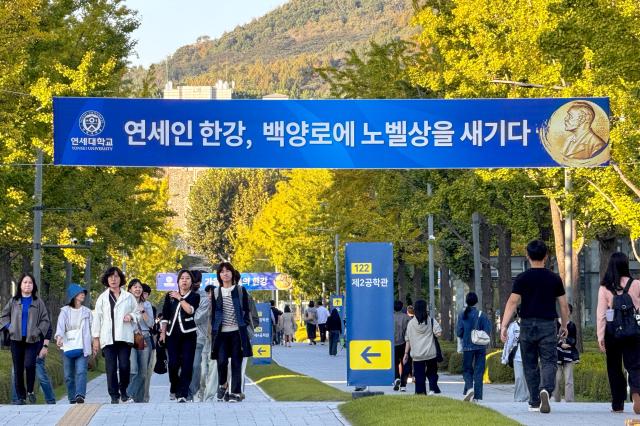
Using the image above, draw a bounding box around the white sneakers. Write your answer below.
[539,390,551,413]
[463,389,474,402]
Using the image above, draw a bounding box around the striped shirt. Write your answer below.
[220,285,239,332]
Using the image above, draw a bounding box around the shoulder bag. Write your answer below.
[471,310,490,346]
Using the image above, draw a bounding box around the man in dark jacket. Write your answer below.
[393,300,411,392]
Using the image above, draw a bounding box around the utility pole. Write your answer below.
[335,234,340,295]
[564,169,573,301]
[428,184,435,314]
[32,149,43,286]
[472,212,483,308]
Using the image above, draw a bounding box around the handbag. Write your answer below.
[133,322,146,350]
[471,310,490,346]
[63,329,84,359]
[431,318,444,363]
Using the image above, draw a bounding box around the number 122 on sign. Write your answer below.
[351,263,372,274]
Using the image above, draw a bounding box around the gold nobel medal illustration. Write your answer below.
[274,273,293,290]
[539,100,610,167]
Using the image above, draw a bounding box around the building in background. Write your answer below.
[162,81,234,252]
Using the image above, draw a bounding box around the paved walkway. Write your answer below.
[272,341,640,426]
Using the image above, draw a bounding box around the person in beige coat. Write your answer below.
[278,305,296,347]
[403,300,442,395]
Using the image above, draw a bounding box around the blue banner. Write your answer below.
[156,273,178,291]
[239,272,292,291]
[252,302,272,365]
[54,97,611,169]
[346,242,394,387]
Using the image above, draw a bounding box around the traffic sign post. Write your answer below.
[346,242,394,386]
[252,302,272,365]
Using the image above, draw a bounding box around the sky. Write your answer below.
[124,0,290,67]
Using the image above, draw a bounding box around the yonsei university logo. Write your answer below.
[79,110,105,136]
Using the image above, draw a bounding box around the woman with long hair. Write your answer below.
[92,267,138,404]
[403,300,442,395]
[127,279,155,402]
[210,262,253,403]
[55,284,92,404]
[456,292,492,402]
[0,273,50,405]
[597,252,640,413]
[160,269,200,403]
[278,305,296,347]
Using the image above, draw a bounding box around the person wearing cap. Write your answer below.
[55,284,93,404]
[92,266,139,404]
[126,279,155,402]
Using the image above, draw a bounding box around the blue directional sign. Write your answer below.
[54,97,611,169]
[346,243,394,386]
[251,302,272,365]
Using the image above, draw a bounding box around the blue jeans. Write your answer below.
[520,318,557,407]
[329,331,340,356]
[11,357,56,404]
[63,354,89,402]
[463,348,486,400]
[127,334,152,402]
[189,340,205,399]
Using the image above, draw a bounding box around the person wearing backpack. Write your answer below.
[500,240,570,414]
[597,252,640,414]
[210,262,253,403]
[456,292,492,402]
[501,309,529,402]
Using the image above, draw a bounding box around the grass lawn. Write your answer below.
[340,395,520,426]
[246,361,351,402]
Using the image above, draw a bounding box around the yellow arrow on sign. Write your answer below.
[349,340,391,370]
[253,344,271,358]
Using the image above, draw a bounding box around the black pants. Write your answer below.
[520,318,557,407]
[11,339,42,399]
[329,331,340,355]
[318,323,327,343]
[394,344,409,387]
[306,323,317,343]
[103,341,132,399]
[166,331,197,399]
[217,331,243,394]
[413,359,440,394]
[605,333,640,411]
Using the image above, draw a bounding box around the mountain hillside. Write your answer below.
[159,0,416,98]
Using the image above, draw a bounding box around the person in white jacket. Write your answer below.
[92,267,138,404]
[501,311,529,402]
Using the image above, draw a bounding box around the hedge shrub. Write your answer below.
[486,351,514,383]
[448,352,463,374]
[574,352,611,401]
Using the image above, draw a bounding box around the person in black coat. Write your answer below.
[327,308,342,356]
[210,262,253,403]
[159,270,200,403]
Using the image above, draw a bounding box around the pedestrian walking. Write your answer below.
[127,279,155,402]
[316,301,329,345]
[597,251,640,414]
[501,239,569,414]
[189,271,210,401]
[501,310,529,402]
[457,292,491,402]
[393,300,410,392]
[554,303,579,402]
[201,284,217,401]
[210,262,253,403]
[327,308,342,356]
[403,300,442,395]
[55,284,92,404]
[270,300,283,345]
[305,301,318,345]
[92,267,139,404]
[0,273,51,405]
[160,269,200,403]
[278,305,296,347]
[142,284,157,403]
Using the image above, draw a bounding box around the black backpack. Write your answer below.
[607,277,640,339]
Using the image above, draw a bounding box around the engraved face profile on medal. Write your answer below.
[539,100,610,167]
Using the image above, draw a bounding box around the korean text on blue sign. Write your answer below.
[239,273,291,291]
[346,242,394,387]
[54,98,611,169]
[251,302,272,365]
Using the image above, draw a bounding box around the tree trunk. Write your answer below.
[397,255,408,304]
[571,221,585,352]
[440,266,452,340]
[598,234,616,281]
[550,198,565,276]
[480,217,494,346]
[496,225,512,317]
[0,249,12,307]
[412,266,424,302]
